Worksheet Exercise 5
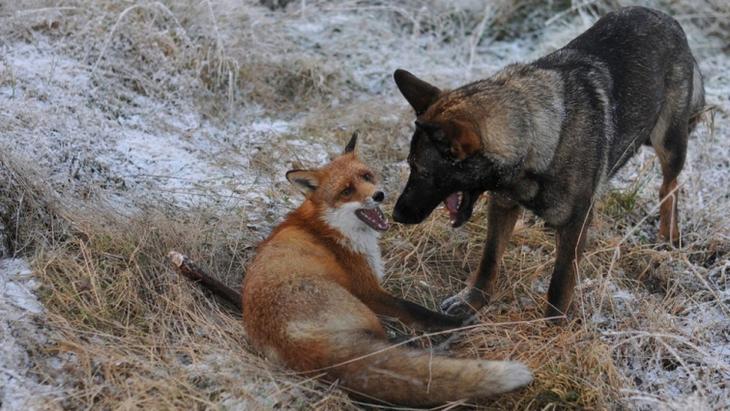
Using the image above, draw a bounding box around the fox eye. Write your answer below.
[362,172,374,183]
[340,186,353,197]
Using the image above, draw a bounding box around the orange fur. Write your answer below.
[241,149,532,406]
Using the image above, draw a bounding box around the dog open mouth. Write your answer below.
[355,207,390,231]
[443,190,481,228]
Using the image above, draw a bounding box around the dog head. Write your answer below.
[392,69,520,227]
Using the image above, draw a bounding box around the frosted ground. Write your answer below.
[1,1,728,409]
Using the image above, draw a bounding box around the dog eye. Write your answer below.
[340,186,353,197]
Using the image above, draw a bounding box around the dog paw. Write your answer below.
[543,304,568,324]
[440,287,487,316]
[656,239,680,251]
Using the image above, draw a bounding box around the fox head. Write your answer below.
[391,69,522,228]
[286,132,389,234]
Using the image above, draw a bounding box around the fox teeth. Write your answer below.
[457,192,463,209]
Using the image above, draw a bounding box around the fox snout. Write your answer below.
[360,190,385,209]
[351,189,390,232]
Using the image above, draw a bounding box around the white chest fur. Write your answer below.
[324,204,385,281]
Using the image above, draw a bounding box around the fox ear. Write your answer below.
[393,69,441,115]
[343,131,358,154]
[286,170,320,194]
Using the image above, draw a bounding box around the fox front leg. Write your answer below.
[367,291,467,331]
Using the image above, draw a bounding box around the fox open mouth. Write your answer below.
[355,206,390,231]
[443,190,481,228]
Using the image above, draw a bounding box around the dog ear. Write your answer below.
[343,131,358,154]
[416,120,481,160]
[286,169,320,194]
[394,69,441,115]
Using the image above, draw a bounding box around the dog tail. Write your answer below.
[167,251,242,310]
[324,333,533,405]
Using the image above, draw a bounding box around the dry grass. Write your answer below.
[1,0,728,410]
[0,154,354,410]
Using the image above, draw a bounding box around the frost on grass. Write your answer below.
[2,35,340,216]
[0,0,728,409]
[0,259,62,410]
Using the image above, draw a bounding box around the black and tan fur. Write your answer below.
[391,7,705,319]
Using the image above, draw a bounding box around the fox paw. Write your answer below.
[440,287,488,316]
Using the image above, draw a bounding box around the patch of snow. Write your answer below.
[0,40,305,218]
[249,119,290,134]
[183,352,284,409]
[0,259,61,410]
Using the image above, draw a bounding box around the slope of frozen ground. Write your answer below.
[0,1,728,409]
[1,41,309,215]
[0,259,61,410]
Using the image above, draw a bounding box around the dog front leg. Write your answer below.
[441,198,520,316]
[544,209,592,321]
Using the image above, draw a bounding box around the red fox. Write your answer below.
[175,134,532,406]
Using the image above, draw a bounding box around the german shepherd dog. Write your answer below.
[391,7,705,319]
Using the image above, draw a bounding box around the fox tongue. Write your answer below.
[444,192,460,221]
